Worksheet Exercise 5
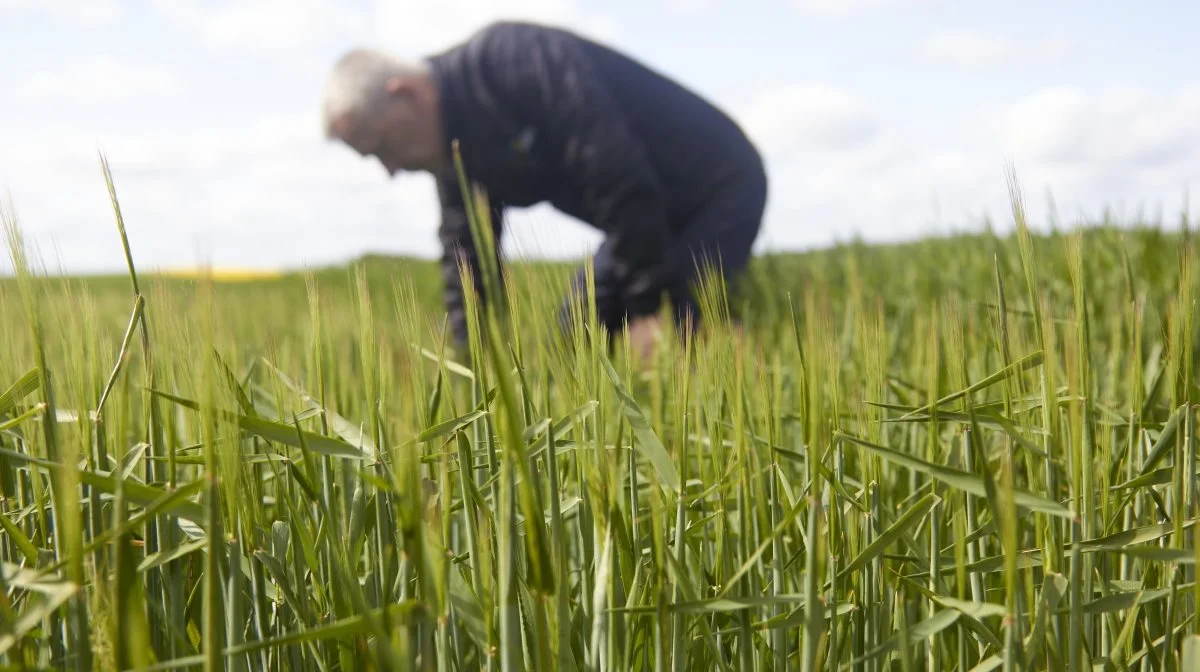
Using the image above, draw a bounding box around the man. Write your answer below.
[321,20,767,358]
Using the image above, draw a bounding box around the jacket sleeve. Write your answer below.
[474,22,676,318]
[437,173,504,347]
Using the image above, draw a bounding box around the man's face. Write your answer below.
[335,89,433,176]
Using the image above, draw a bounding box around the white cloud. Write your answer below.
[0,0,123,25]
[148,0,617,57]
[740,83,878,158]
[736,83,973,249]
[16,57,182,105]
[793,0,926,17]
[374,0,620,58]
[921,31,1070,68]
[995,86,1200,169]
[735,81,1200,252]
[664,0,716,15]
[0,116,418,273]
[150,0,370,52]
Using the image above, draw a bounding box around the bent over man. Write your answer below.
[321,20,767,354]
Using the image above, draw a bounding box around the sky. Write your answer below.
[2,0,1198,275]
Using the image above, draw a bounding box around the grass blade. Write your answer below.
[834,431,1074,519]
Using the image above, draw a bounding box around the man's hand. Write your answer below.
[626,314,663,367]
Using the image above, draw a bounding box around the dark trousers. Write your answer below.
[558,167,767,338]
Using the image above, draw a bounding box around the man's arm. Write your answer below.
[437,174,504,347]
[475,22,676,319]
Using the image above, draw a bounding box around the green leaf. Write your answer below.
[1023,572,1068,663]
[0,403,45,432]
[96,295,144,419]
[0,511,40,564]
[967,656,1003,672]
[522,418,551,444]
[727,603,857,634]
[417,345,476,380]
[893,574,1005,651]
[243,411,372,460]
[716,495,807,599]
[259,359,378,457]
[877,405,1048,455]
[0,447,206,527]
[670,595,808,613]
[134,601,421,671]
[0,565,77,657]
[1106,546,1196,564]
[845,609,962,668]
[447,564,489,650]
[897,350,1044,419]
[1075,587,1179,615]
[543,400,599,443]
[118,442,150,481]
[150,389,370,460]
[418,409,488,442]
[937,595,1006,623]
[1111,467,1174,491]
[838,492,939,579]
[599,353,681,492]
[835,431,1074,519]
[1139,403,1186,476]
[212,347,256,416]
[1078,518,1198,553]
[138,539,207,573]
[166,453,291,466]
[253,550,313,623]
[0,368,39,417]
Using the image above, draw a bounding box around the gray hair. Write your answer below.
[321,48,429,138]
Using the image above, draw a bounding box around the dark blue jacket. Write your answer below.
[425,21,765,342]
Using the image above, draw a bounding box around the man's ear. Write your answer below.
[385,76,416,98]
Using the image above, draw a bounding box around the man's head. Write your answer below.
[321,48,444,176]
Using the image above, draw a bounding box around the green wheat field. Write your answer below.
[2,159,1199,671]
